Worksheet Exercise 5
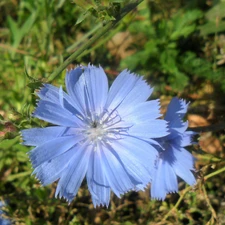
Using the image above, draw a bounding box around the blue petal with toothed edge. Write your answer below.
[123,100,161,121]
[32,147,77,185]
[86,150,111,207]
[82,65,108,115]
[38,84,83,117]
[171,146,196,185]
[65,67,85,114]
[33,100,84,127]
[181,131,196,147]
[29,135,84,168]
[128,119,168,138]
[66,70,90,117]
[165,99,189,137]
[166,121,188,141]
[109,136,158,184]
[165,143,195,172]
[55,142,92,202]
[151,158,178,200]
[165,97,188,121]
[174,164,196,186]
[65,65,109,117]
[21,126,66,146]
[99,143,140,197]
[105,70,153,115]
[163,163,178,193]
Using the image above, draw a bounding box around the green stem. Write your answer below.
[48,22,112,82]
[162,186,191,221]
[202,184,217,222]
[162,164,225,221]
[78,21,125,59]
[205,166,225,180]
[48,0,143,83]
[66,23,101,53]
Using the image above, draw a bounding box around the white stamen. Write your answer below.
[83,109,131,146]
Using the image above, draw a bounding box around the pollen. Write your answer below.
[88,124,106,142]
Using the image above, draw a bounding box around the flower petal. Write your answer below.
[86,150,111,207]
[21,126,66,146]
[38,84,78,114]
[123,100,161,120]
[109,136,157,185]
[29,135,84,168]
[171,146,196,185]
[168,120,188,139]
[65,65,108,117]
[82,65,108,115]
[181,131,197,147]
[165,97,188,121]
[33,100,83,127]
[32,147,76,185]
[151,158,178,200]
[105,70,153,115]
[55,143,92,202]
[65,67,85,114]
[174,165,196,186]
[171,145,195,170]
[129,119,168,138]
[99,143,138,197]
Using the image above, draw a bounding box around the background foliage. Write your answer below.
[0,0,225,224]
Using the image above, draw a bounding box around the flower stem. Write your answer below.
[162,164,225,221]
[204,166,225,180]
[48,0,143,83]
[201,184,217,223]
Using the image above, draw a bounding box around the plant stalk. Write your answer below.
[48,0,143,83]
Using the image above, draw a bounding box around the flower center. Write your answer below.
[84,109,132,146]
[87,122,106,142]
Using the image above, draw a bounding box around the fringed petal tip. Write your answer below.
[150,195,166,201]
[54,191,76,205]
[32,100,41,118]
[31,173,44,187]
[151,190,179,201]
[181,130,198,147]
[19,131,25,144]
[176,98,189,114]
[32,83,45,95]
[65,66,83,77]
[66,64,106,74]
[94,203,109,208]
[165,97,190,122]
[66,64,84,72]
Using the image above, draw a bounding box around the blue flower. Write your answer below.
[151,97,196,200]
[21,65,168,207]
[0,201,11,225]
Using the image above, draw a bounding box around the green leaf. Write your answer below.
[199,21,225,35]
[205,2,225,20]
[73,0,95,11]
[7,16,19,45]
[0,137,19,148]
[170,24,196,40]
[76,10,92,24]
[7,13,37,49]
[7,171,31,182]
[25,68,43,89]
[27,81,43,90]
[0,114,4,120]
